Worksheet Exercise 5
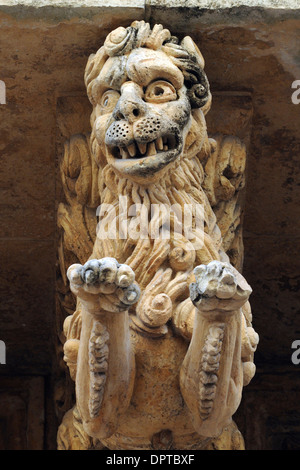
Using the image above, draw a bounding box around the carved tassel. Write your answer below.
[198,324,225,420]
[88,320,109,419]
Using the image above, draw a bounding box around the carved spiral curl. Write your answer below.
[104,26,137,57]
[103,21,171,57]
[168,242,196,272]
[138,293,172,328]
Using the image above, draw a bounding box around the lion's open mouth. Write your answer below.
[112,134,178,160]
[106,131,184,180]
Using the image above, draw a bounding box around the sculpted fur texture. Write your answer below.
[57,21,258,450]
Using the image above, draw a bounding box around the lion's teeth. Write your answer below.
[163,145,168,151]
[146,141,157,156]
[156,137,164,151]
[137,142,147,155]
[120,147,128,159]
[127,143,136,157]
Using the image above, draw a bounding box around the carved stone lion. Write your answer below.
[57,21,258,450]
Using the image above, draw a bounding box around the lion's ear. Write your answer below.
[180,36,205,69]
[180,36,211,114]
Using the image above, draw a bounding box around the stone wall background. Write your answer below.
[0,0,299,450]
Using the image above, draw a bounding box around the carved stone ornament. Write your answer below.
[57,21,259,451]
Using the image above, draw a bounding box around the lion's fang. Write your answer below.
[127,143,136,157]
[156,137,164,150]
[146,141,157,156]
[137,142,147,155]
[120,147,128,159]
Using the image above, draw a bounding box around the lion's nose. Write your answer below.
[114,101,144,122]
[113,82,146,123]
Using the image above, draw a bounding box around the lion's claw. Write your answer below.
[190,260,252,313]
[67,257,140,312]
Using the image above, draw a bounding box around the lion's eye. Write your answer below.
[144,80,177,103]
[99,90,120,112]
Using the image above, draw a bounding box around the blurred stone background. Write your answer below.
[0,0,299,450]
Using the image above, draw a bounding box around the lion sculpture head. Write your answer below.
[85,21,212,184]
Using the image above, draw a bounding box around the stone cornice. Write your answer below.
[0,0,299,24]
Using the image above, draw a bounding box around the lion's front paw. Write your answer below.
[67,257,141,313]
[189,260,252,313]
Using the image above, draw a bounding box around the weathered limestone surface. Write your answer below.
[56,21,259,450]
[0,0,299,450]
